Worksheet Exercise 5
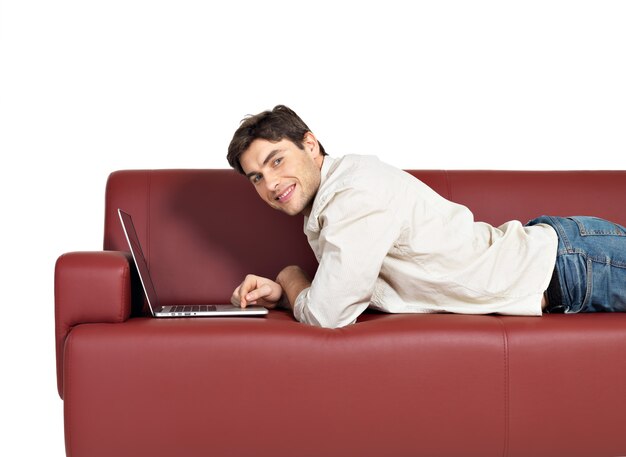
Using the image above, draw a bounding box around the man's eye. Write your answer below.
[252,174,262,184]
[273,157,282,166]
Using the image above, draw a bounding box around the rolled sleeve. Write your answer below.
[293,287,319,326]
[294,286,358,328]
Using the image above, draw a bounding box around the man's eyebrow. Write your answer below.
[262,149,281,166]
[245,149,282,180]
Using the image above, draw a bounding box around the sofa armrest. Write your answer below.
[54,251,132,398]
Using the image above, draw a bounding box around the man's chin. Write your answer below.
[269,202,298,216]
[280,207,302,216]
[269,199,310,216]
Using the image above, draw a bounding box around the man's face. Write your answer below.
[239,134,324,216]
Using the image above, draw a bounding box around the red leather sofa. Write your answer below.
[55,169,626,457]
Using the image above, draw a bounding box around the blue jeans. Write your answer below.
[526,216,626,313]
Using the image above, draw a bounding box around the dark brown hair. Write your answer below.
[227,105,327,175]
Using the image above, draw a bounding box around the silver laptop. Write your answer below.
[118,208,268,318]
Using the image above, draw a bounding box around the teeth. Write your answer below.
[276,185,293,201]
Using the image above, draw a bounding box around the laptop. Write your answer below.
[118,208,268,318]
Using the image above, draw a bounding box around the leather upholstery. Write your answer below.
[101,170,626,309]
[55,251,133,396]
[55,169,626,457]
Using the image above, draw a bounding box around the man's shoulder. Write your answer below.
[327,154,407,186]
[332,153,382,170]
[312,154,413,215]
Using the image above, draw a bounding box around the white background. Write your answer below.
[1,1,625,455]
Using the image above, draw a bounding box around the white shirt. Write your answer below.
[293,155,558,328]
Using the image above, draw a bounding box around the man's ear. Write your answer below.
[302,132,320,158]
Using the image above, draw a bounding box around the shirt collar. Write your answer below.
[303,155,335,229]
[319,154,335,187]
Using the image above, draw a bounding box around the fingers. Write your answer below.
[244,284,270,306]
[240,274,258,308]
[231,275,262,308]
[230,275,282,309]
[230,284,242,307]
[230,285,248,308]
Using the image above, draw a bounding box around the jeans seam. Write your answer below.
[583,257,593,309]
[571,216,626,237]
[562,252,591,314]
[588,256,626,268]
[549,216,574,253]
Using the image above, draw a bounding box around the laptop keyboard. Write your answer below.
[170,305,217,313]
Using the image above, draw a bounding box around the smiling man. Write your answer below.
[241,135,323,216]
[226,105,626,328]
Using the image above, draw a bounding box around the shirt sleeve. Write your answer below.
[293,186,401,328]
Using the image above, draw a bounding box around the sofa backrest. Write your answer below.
[104,169,626,310]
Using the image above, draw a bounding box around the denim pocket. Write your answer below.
[570,216,626,237]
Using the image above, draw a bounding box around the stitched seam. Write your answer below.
[583,257,593,307]
[444,170,452,200]
[588,254,626,268]
[573,217,626,237]
[119,260,129,321]
[496,318,510,457]
[64,330,74,457]
[549,215,574,253]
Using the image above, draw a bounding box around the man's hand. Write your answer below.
[231,274,283,309]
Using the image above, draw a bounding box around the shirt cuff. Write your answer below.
[293,286,312,324]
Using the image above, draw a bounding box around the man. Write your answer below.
[227,105,626,328]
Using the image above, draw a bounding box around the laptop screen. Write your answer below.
[118,209,160,313]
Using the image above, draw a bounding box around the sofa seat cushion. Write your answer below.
[63,313,506,457]
[62,312,626,457]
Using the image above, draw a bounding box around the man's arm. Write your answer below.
[230,267,311,311]
[275,265,312,310]
[292,186,401,328]
[232,189,401,327]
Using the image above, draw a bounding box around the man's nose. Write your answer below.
[264,172,279,193]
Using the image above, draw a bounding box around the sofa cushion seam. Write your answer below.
[444,170,452,200]
[119,260,129,321]
[64,330,74,457]
[496,317,510,457]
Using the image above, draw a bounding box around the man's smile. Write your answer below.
[275,184,296,203]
